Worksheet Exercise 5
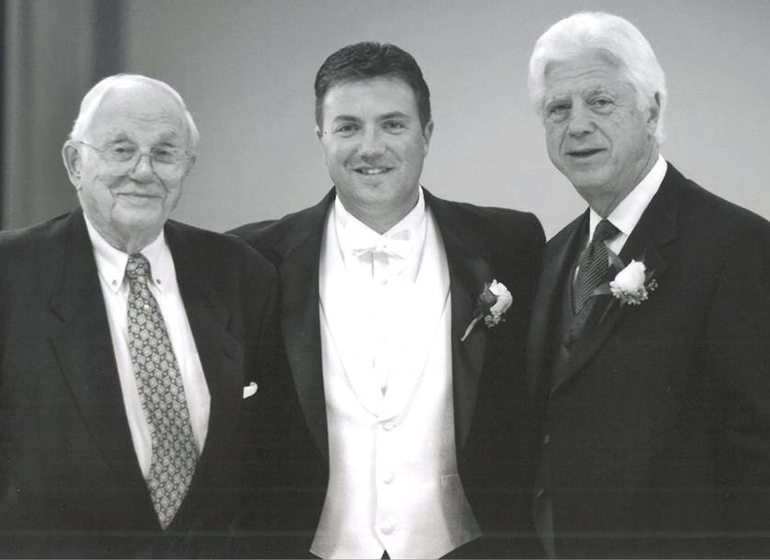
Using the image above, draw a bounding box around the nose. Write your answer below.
[566,104,595,137]
[128,152,157,182]
[358,129,386,158]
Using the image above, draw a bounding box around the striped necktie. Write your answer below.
[573,219,619,313]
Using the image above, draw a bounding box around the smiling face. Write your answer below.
[317,76,433,233]
[542,50,659,216]
[63,82,194,253]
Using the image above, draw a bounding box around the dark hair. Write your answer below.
[314,42,431,130]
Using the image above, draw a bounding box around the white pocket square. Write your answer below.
[243,382,258,399]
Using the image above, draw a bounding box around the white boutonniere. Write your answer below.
[593,251,658,322]
[461,279,513,342]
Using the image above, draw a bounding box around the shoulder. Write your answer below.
[166,220,276,277]
[0,212,73,263]
[228,194,333,260]
[427,192,545,249]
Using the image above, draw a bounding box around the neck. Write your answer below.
[338,190,419,234]
[589,149,659,218]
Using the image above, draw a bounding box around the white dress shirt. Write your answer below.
[586,154,668,252]
[84,215,210,477]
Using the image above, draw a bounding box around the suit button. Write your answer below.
[382,422,395,431]
[383,473,394,484]
[543,434,551,445]
[381,524,395,535]
[535,487,545,499]
[563,333,574,349]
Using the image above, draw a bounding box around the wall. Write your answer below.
[7,0,770,238]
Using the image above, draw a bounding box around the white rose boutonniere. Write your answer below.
[609,260,658,305]
[592,251,659,322]
[461,280,513,342]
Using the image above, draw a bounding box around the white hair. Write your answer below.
[528,12,667,143]
[68,74,200,151]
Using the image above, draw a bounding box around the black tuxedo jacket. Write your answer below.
[0,209,279,558]
[230,189,545,558]
[527,163,770,557]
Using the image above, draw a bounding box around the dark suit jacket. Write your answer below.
[230,188,545,558]
[0,209,279,558]
[527,163,770,558]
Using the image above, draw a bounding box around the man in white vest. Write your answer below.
[232,42,544,559]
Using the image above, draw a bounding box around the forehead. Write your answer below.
[544,51,630,97]
[87,83,188,142]
[322,77,419,120]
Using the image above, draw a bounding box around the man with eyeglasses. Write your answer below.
[0,74,279,558]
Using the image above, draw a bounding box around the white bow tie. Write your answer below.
[350,231,412,261]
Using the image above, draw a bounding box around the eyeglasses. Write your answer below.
[74,140,192,177]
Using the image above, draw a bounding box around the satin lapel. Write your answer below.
[551,171,680,394]
[164,223,243,494]
[50,210,150,503]
[426,193,491,450]
[526,214,586,399]
[277,195,333,458]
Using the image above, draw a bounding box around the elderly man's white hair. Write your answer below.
[528,11,667,143]
[68,74,200,150]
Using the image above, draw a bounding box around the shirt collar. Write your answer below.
[83,213,172,293]
[589,154,667,240]
[334,186,427,258]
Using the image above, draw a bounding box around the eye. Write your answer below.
[382,120,407,132]
[151,146,182,164]
[546,103,570,123]
[590,97,614,112]
[107,144,137,161]
[334,123,359,136]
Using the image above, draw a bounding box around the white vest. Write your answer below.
[311,206,480,559]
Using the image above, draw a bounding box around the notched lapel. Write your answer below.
[527,214,586,398]
[50,212,150,499]
[428,194,491,450]
[168,227,244,469]
[276,197,331,458]
[551,175,679,394]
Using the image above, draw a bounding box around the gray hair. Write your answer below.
[68,74,200,151]
[528,12,667,143]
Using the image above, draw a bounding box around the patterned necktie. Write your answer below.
[573,219,619,313]
[125,253,198,529]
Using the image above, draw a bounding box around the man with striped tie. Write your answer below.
[526,12,770,558]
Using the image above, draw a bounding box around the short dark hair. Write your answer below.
[314,41,431,130]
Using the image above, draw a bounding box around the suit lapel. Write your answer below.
[527,214,586,398]
[550,168,681,393]
[50,210,151,504]
[164,223,243,499]
[277,193,334,457]
[426,192,492,450]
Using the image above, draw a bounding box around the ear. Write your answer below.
[62,141,83,190]
[315,124,323,142]
[182,154,197,179]
[646,92,661,131]
[422,120,434,155]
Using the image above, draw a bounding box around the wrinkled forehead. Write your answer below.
[544,50,630,94]
[86,83,190,145]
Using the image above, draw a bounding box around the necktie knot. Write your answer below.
[592,219,619,246]
[126,253,151,281]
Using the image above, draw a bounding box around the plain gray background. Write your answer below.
[4,0,769,238]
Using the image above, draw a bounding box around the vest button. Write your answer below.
[535,487,545,499]
[381,422,395,431]
[383,473,394,484]
[543,433,551,445]
[381,524,395,535]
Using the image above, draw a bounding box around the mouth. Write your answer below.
[352,166,393,176]
[565,148,605,160]
[116,192,162,201]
